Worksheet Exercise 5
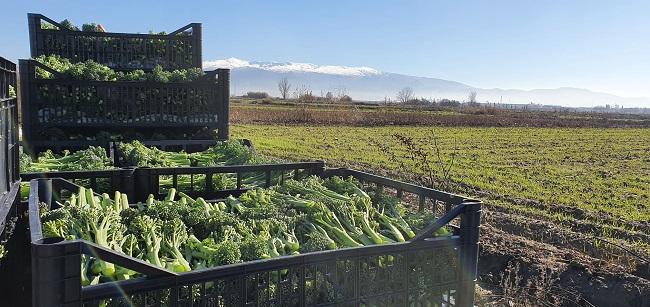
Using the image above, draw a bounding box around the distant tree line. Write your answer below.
[244,81,490,108]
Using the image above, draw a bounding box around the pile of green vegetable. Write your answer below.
[39,176,447,284]
[40,18,179,35]
[118,139,283,194]
[19,140,269,199]
[20,146,112,172]
[20,140,256,172]
[117,140,254,167]
[41,18,103,32]
[35,55,205,82]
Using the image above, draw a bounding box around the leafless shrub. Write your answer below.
[372,130,458,206]
[292,84,310,100]
[478,262,592,307]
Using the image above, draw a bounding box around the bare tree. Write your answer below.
[278,78,291,100]
[468,90,478,106]
[396,87,414,104]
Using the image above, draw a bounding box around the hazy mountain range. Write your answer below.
[204,58,649,108]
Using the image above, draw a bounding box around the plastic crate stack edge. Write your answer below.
[0,56,20,236]
[27,164,481,307]
[28,13,202,71]
[21,13,230,151]
[0,57,28,307]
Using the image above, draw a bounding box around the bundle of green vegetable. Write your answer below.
[35,55,205,82]
[116,140,191,167]
[39,176,448,284]
[20,146,112,172]
[116,140,255,167]
[118,140,276,191]
[41,19,101,32]
[40,18,178,35]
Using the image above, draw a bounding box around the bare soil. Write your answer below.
[231,103,650,128]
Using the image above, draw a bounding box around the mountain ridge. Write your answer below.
[204,58,649,107]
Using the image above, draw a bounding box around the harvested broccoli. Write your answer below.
[21,146,112,172]
[40,175,444,288]
[161,218,192,273]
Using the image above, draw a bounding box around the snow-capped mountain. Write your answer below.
[204,58,650,107]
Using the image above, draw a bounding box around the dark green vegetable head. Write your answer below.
[239,235,270,261]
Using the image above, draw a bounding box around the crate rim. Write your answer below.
[0,181,21,236]
[27,165,479,247]
[29,13,200,39]
[22,59,224,84]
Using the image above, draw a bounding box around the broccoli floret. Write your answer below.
[185,235,241,268]
[130,215,164,269]
[239,235,271,261]
[161,218,191,273]
[42,219,69,239]
[299,224,336,253]
[213,240,241,265]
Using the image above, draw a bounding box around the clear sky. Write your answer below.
[2,0,650,98]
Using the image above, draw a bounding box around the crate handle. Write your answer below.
[31,13,71,32]
[31,60,66,79]
[81,241,177,278]
[169,23,199,36]
[410,201,475,242]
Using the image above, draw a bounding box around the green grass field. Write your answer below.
[233,124,650,250]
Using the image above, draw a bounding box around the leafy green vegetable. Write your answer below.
[41,175,445,285]
[21,146,112,172]
[35,55,205,82]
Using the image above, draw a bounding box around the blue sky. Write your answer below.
[2,0,650,99]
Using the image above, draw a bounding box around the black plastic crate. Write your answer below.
[131,161,324,202]
[0,57,19,192]
[28,13,202,72]
[19,59,230,149]
[19,139,256,203]
[28,164,481,306]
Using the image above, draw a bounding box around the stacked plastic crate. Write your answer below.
[20,13,229,155]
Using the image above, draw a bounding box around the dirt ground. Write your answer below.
[479,208,650,307]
